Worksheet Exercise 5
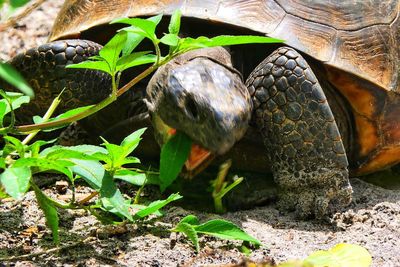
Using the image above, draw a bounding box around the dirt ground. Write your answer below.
[0,1,399,266]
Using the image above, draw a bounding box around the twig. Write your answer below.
[0,236,96,262]
[0,0,47,32]
[77,191,99,205]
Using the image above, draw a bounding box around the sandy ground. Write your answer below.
[0,1,399,266]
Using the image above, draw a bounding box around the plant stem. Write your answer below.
[212,160,231,214]
[5,63,156,134]
[21,91,62,145]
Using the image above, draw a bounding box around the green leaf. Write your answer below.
[44,148,98,162]
[0,101,7,126]
[10,0,30,8]
[100,171,133,221]
[0,91,30,114]
[13,158,73,180]
[68,159,105,190]
[114,14,163,42]
[121,156,141,165]
[103,143,126,169]
[66,60,111,74]
[160,34,180,47]
[0,167,31,200]
[180,35,283,51]
[122,32,145,56]
[194,219,262,246]
[120,128,146,155]
[168,10,181,35]
[134,193,182,219]
[116,54,157,72]
[114,169,147,186]
[99,31,128,73]
[305,243,372,267]
[32,185,59,244]
[26,139,57,158]
[174,222,199,252]
[3,136,25,157]
[0,158,5,169]
[178,215,200,226]
[0,63,34,97]
[159,132,192,192]
[40,144,108,157]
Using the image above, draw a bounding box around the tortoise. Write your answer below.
[5,0,400,217]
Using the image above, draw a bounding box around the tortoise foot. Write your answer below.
[277,169,353,218]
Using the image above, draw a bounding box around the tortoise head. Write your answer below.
[146,47,252,171]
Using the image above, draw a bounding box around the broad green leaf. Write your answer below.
[194,219,262,246]
[40,144,108,157]
[116,54,157,72]
[120,128,146,155]
[100,171,132,221]
[27,139,57,158]
[53,105,94,120]
[122,32,145,56]
[114,169,146,186]
[66,60,111,74]
[103,143,126,169]
[10,0,30,8]
[0,92,30,114]
[179,35,283,51]
[116,51,152,72]
[13,158,73,179]
[4,136,25,157]
[159,132,192,192]
[114,14,163,42]
[121,156,140,165]
[32,185,59,244]
[173,222,199,252]
[45,149,98,163]
[160,34,180,47]
[100,31,128,73]
[168,10,181,35]
[0,63,33,97]
[0,167,31,200]
[305,243,372,267]
[134,193,182,219]
[68,159,105,190]
[178,215,200,226]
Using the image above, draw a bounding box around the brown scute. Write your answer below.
[275,0,398,31]
[355,145,400,175]
[354,115,379,158]
[50,0,400,93]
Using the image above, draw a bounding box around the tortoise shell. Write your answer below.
[49,0,400,174]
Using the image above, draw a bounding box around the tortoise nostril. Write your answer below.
[185,95,199,120]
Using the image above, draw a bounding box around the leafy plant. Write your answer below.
[0,9,283,253]
[172,215,262,252]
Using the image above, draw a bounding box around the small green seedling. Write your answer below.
[172,214,262,252]
[211,159,244,213]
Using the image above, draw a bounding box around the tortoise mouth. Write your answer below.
[153,115,215,177]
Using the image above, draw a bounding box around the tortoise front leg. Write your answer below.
[6,39,112,123]
[246,47,352,218]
